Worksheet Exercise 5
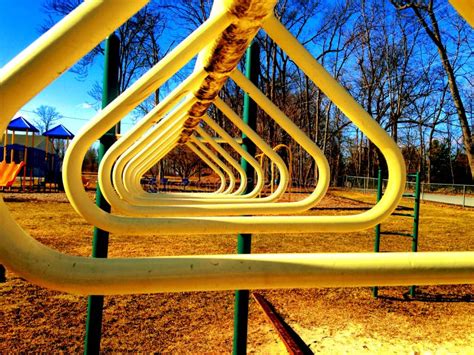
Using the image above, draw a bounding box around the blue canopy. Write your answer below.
[7,116,39,133]
[43,124,75,139]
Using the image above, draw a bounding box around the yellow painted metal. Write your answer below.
[200,115,265,198]
[113,114,266,203]
[106,94,286,204]
[449,0,474,27]
[105,113,289,214]
[271,144,292,201]
[1,1,404,233]
[109,102,198,201]
[96,101,294,215]
[255,153,267,197]
[1,220,473,294]
[98,71,205,203]
[0,0,150,121]
[197,137,243,144]
[189,136,237,194]
[1,0,472,295]
[186,141,228,194]
[194,129,247,195]
[121,116,189,197]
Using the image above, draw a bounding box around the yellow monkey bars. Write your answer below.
[0,0,473,295]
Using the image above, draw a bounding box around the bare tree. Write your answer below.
[390,0,473,180]
[166,146,203,179]
[33,105,62,133]
[42,0,169,108]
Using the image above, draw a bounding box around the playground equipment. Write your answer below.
[99,84,292,206]
[450,0,474,26]
[270,144,292,199]
[373,171,422,298]
[1,116,38,189]
[1,117,75,191]
[42,124,75,192]
[0,160,25,188]
[0,0,472,300]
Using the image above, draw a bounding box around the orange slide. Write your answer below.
[0,160,26,188]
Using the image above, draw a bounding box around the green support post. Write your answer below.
[409,172,421,297]
[373,171,421,299]
[84,33,120,355]
[233,41,259,355]
[372,169,383,298]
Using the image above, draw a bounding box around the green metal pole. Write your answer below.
[409,171,421,297]
[84,33,120,355]
[233,41,259,355]
[372,169,382,298]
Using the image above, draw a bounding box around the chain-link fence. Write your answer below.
[342,175,474,207]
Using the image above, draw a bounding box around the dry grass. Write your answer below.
[1,190,473,353]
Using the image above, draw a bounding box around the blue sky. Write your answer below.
[0,0,131,134]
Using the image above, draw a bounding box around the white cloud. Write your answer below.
[16,110,31,120]
[77,102,94,110]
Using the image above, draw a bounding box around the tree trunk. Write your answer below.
[409,4,474,180]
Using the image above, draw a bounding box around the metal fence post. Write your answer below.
[372,169,382,298]
[409,171,421,297]
[84,33,120,355]
[233,41,259,355]
[462,185,466,207]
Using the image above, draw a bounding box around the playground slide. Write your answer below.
[0,161,25,187]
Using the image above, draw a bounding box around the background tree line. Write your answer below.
[44,0,473,185]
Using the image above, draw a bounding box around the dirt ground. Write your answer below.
[1,190,473,353]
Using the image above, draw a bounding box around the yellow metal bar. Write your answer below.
[126,110,278,203]
[190,135,237,195]
[195,128,247,195]
[272,144,292,201]
[120,116,189,197]
[202,114,265,198]
[231,70,329,204]
[131,114,266,202]
[100,108,288,214]
[1,216,473,294]
[197,137,243,144]
[187,141,227,194]
[98,70,207,204]
[125,128,184,196]
[215,98,290,199]
[62,11,236,216]
[99,118,286,216]
[0,0,150,122]
[4,1,471,297]
[124,100,288,203]
[62,9,234,217]
[449,0,474,27]
[58,11,400,232]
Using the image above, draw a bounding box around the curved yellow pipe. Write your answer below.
[99,70,207,201]
[0,0,474,294]
[202,115,265,197]
[186,141,227,194]
[271,144,292,200]
[124,109,285,203]
[124,128,185,197]
[189,135,236,195]
[195,128,247,196]
[120,116,189,197]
